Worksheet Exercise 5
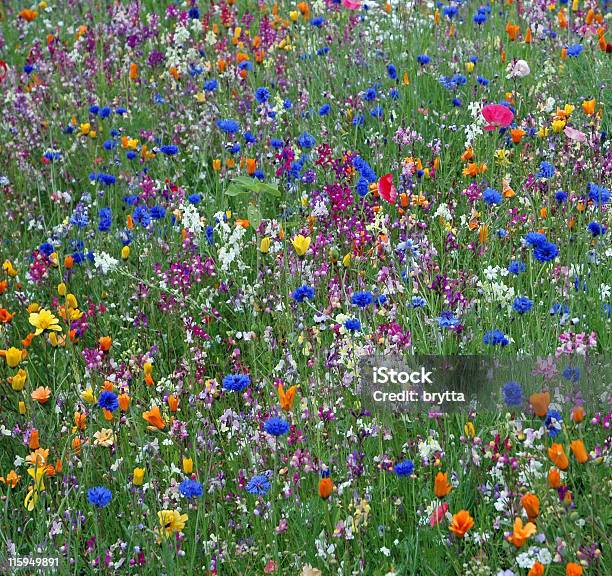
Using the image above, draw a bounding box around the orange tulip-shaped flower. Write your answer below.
[548,467,561,488]
[566,563,583,576]
[434,472,452,498]
[99,336,112,351]
[143,405,166,429]
[510,128,526,144]
[167,395,179,413]
[118,393,130,411]
[508,517,537,548]
[548,443,569,470]
[449,510,474,538]
[582,99,596,115]
[570,439,588,463]
[278,384,297,411]
[129,63,139,81]
[318,474,333,499]
[528,562,545,576]
[529,392,550,417]
[29,430,40,450]
[74,412,87,430]
[521,493,540,522]
[570,405,585,422]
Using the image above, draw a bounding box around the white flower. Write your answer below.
[94,252,118,275]
[506,59,530,79]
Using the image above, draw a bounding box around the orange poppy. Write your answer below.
[529,392,550,417]
[507,517,536,548]
[99,336,112,351]
[0,308,14,323]
[570,405,585,422]
[29,430,40,450]
[0,470,21,488]
[118,393,130,411]
[434,472,452,498]
[449,510,474,538]
[167,395,179,413]
[548,467,561,488]
[506,23,520,41]
[510,128,526,144]
[143,405,166,429]
[548,443,569,470]
[528,562,545,576]
[31,386,51,404]
[318,476,333,499]
[74,412,87,430]
[569,439,588,463]
[566,563,583,576]
[521,493,539,522]
[19,9,38,22]
[278,384,297,411]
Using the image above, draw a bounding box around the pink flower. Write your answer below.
[564,126,587,142]
[482,104,514,131]
[342,0,361,8]
[430,502,449,526]
[378,173,397,204]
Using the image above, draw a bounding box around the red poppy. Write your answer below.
[482,104,514,131]
[378,173,397,204]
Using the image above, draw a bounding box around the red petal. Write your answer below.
[378,173,397,204]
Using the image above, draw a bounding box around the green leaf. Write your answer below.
[247,204,262,230]
[225,184,249,197]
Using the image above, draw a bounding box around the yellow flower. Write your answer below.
[133,468,145,485]
[157,510,188,539]
[3,347,24,368]
[537,127,550,138]
[10,368,28,391]
[57,283,67,296]
[465,61,474,73]
[93,428,115,447]
[79,123,91,135]
[29,308,62,336]
[291,234,311,256]
[121,246,130,260]
[464,421,475,438]
[260,237,271,253]
[2,260,18,277]
[551,119,566,133]
[182,457,193,474]
[80,387,96,403]
[494,149,511,166]
[24,465,46,511]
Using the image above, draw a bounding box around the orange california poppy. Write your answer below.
[507,517,536,548]
[99,336,112,351]
[278,384,297,411]
[569,439,588,463]
[318,476,333,499]
[521,493,539,522]
[566,563,583,576]
[548,443,569,470]
[31,386,51,404]
[449,510,474,538]
[529,392,550,417]
[167,395,179,413]
[19,9,38,22]
[143,405,166,429]
[118,393,130,411]
[570,405,585,422]
[548,467,561,488]
[28,430,40,450]
[0,470,21,488]
[528,562,545,576]
[434,472,452,498]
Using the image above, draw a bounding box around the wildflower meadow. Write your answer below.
[0,1,611,574]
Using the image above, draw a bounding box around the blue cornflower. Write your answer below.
[40,242,55,256]
[88,486,112,508]
[150,206,166,220]
[507,260,526,275]
[99,106,112,118]
[205,226,214,245]
[587,183,610,205]
[483,187,502,205]
[550,303,570,316]
[524,232,547,248]
[417,54,430,65]
[132,205,151,228]
[536,161,555,178]
[533,241,559,262]
[477,76,489,86]
[394,460,414,476]
[351,291,373,308]
[319,103,330,116]
[160,145,178,155]
[188,194,201,204]
[544,409,563,437]
[298,132,316,149]
[264,417,289,437]
[363,87,377,102]
[255,87,270,103]
[587,222,606,237]
[344,318,361,332]
[246,474,271,495]
[270,138,284,149]
[502,381,523,407]
[437,311,461,329]
[562,366,581,382]
[566,44,583,57]
[370,106,384,118]
[387,64,397,80]
[353,114,365,126]
[483,329,509,347]
[204,79,218,92]
[356,177,369,197]
[443,6,458,18]
[473,12,487,25]
[222,374,250,392]
[411,296,427,308]
[188,6,200,19]
[98,208,112,232]
[512,296,533,314]
[98,391,119,412]
[292,285,315,302]
[555,190,567,203]
[179,479,203,498]
[310,17,325,27]
[216,119,239,134]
